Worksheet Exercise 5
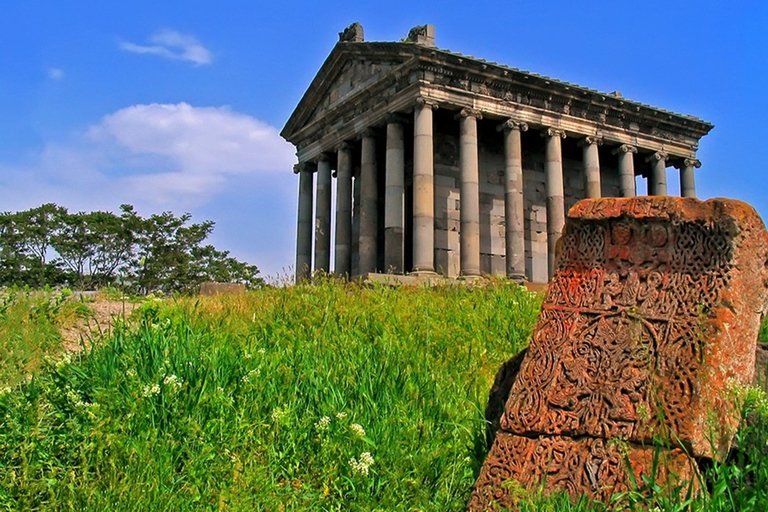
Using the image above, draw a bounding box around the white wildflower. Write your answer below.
[244,352,253,359]
[348,452,375,476]
[126,369,137,378]
[163,374,183,390]
[258,348,266,355]
[350,423,366,438]
[0,386,11,397]
[336,412,347,420]
[271,406,288,423]
[314,416,331,431]
[56,352,73,369]
[241,368,261,383]
[142,383,161,397]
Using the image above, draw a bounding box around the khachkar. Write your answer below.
[469,196,768,509]
[282,23,713,284]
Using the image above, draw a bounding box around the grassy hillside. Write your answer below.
[0,280,766,511]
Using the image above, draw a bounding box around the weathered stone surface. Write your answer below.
[484,348,527,449]
[470,432,697,510]
[502,197,768,459]
[471,196,768,508]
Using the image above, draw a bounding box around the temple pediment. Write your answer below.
[281,43,416,142]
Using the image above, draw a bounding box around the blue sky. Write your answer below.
[0,1,765,279]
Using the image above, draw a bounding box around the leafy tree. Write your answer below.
[51,206,139,289]
[0,205,67,287]
[0,203,263,293]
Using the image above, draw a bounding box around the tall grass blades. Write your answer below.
[0,280,541,510]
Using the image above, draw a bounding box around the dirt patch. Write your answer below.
[60,300,139,352]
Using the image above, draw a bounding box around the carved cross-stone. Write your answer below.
[470,196,768,509]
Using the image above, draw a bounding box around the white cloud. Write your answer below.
[0,103,296,210]
[47,67,64,80]
[0,103,298,276]
[120,30,213,66]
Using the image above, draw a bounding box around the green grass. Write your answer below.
[0,288,89,388]
[0,279,766,511]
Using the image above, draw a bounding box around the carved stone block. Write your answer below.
[470,432,696,510]
[471,197,768,508]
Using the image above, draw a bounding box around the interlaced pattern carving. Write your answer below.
[501,219,733,444]
[469,433,695,509]
[471,197,768,510]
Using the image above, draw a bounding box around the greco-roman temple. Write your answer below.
[281,23,713,284]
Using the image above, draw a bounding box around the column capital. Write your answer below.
[541,127,566,139]
[293,162,313,174]
[612,144,638,155]
[456,107,483,120]
[497,118,528,132]
[578,136,603,148]
[684,158,702,169]
[386,112,409,125]
[415,96,439,110]
[645,151,668,163]
[336,141,354,152]
[360,127,377,139]
[317,153,331,163]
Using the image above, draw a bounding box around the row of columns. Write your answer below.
[296,101,702,282]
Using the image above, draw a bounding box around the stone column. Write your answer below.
[314,154,332,273]
[646,151,668,196]
[498,119,528,281]
[679,158,700,198]
[359,128,378,276]
[613,144,637,197]
[543,128,566,278]
[295,163,314,283]
[412,97,437,274]
[334,142,353,277]
[384,116,405,274]
[458,107,482,277]
[351,168,361,276]
[580,136,602,198]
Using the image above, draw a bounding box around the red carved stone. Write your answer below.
[470,432,697,510]
[471,197,768,509]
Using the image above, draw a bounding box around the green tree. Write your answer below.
[0,204,263,293]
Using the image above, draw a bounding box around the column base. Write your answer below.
[409,269,437,277]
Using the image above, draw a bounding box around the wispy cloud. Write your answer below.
[0,103,294,209]
[120,29,213,66]
[47,67,64,80]
[0,103,297,276]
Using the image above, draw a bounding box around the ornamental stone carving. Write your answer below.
[612,144,638,155]
[497,119,528,132]
[338,22,364,43]
[470,196,768,509]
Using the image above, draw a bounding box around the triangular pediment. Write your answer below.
[281,43,416,143]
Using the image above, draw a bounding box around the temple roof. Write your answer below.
[282,27,713,152]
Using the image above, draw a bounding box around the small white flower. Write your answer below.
[336,412,347,420]
[244,352,253,359]
[314,416,331,431]
[350,423,366,438]
[142,383,161,397]
[126,369,137,378]
[271,406,288,423]
[241,368,261,383]
[163,374,183,390]
[348,452,375,476]
[257,348,266,355]
[0,386,11,397]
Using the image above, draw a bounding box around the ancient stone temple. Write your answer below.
[281,23,714,283]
